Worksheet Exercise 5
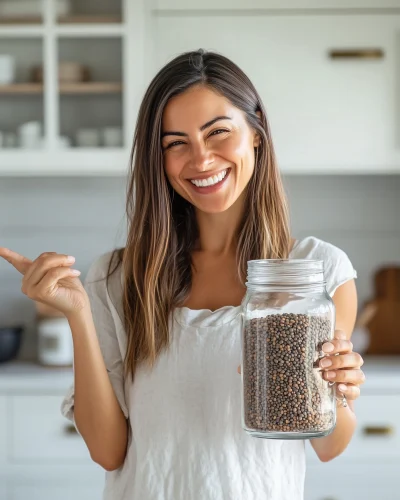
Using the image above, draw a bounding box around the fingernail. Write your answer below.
[338,384,347,392]
[326,371,336,379]
[322,342,334,353]
[66,256,75,262]
[320,358,332,368]
[71,269,81,275]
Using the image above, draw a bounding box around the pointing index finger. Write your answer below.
[0,247,32,275]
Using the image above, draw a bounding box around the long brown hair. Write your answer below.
[107,49,290,381]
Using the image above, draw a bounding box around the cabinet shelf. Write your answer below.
[0,149,130,176]
[0,83,42,94]
[0,16,42,25]
[0,82,122,95]
[59,82,122,94]
[0,15,121,26]
[57,15,122,24]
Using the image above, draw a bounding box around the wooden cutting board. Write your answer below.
[365,266,400,355]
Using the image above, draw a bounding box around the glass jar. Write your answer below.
[240,259,336,439]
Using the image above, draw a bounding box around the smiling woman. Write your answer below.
[0,48,362,500]
[61,48,359,500]
[162,90,260,210]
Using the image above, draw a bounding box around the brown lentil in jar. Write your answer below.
[243,313,335,434]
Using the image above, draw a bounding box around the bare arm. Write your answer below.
[68,307,128,471]
[310,279,364,462]
[0,248,128,472]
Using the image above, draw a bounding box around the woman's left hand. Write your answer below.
[319,329,366,401]
[237,330,366,401]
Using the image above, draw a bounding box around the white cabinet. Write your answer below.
[1,0,399,175]
[10,395,90,461]
[331,394,400,461]
[0,365,105,500]
[1,359,399,500]
[305,463,400,500]
[0,0,145,175]
[152,13,400,174]
[304,358,400,500]
[155,0,400,9]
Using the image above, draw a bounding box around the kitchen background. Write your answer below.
[1,175,399,359]
[0,0,400,500]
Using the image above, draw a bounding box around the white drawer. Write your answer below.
[307,394,400,462]
[305,462,400,500]
[10,395,91,462]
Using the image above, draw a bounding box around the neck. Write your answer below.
[194,192,246,257]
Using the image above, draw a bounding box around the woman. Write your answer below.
[0,49,365,500]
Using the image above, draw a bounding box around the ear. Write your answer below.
[253,110,262,148]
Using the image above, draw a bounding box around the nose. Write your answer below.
[189,143,214,173]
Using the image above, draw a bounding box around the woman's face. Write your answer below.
[161,85,260,214]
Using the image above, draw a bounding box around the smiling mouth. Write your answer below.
[189,168,230,188]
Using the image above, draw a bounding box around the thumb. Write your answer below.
[0,247,32,275]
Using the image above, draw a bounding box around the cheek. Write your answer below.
[163,154,183,185]
[221,134,255,165]
[227,138,256,182]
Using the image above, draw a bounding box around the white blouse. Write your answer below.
[61,236,357,500]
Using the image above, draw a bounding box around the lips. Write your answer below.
[188,167,230,182]
[190,169,228,188]
[187,167,231,194]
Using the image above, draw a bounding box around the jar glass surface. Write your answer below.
[241,259,336,439]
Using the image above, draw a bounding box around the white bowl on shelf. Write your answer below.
[102,127,123,148]
[76,128,100,148]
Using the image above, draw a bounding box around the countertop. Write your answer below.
[0,361,73,392]
[0,356,399,393]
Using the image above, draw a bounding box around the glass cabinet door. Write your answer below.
[0,37,44,149]
[0,0,43,25]
[57,36,123,149]
[56,0,122,24]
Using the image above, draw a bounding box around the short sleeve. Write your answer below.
[60,252,129,425]
[322,244,357,297]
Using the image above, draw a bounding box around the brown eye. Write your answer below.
[164,140,185,150]
[210,129,229,137]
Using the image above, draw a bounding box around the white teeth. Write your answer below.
[190,169,228,188]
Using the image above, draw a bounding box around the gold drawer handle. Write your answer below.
[363,425,394,436]
[329,49,384,59]
[64,423,78,435]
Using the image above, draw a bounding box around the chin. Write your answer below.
[190,197,237,214]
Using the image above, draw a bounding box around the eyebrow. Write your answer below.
[161,115,232,139]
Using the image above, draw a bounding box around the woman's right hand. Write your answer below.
[0,248,89,318]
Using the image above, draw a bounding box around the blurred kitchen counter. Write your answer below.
[0,355,399,393]
[0,361,73,393]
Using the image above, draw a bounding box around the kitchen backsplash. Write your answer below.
[0,175,399,360]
